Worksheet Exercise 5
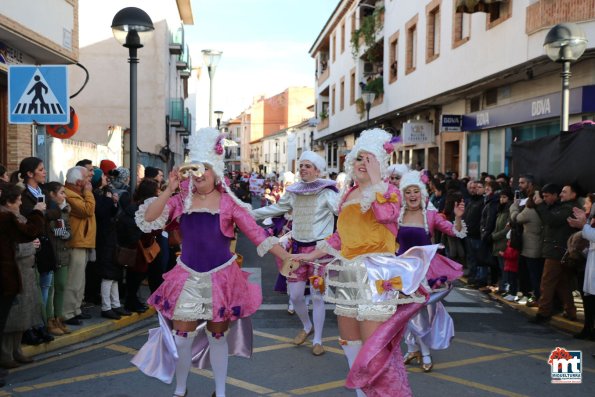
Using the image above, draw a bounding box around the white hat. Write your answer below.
[299,150,326,172]
[187,127,226,180]
[345,128,393,179]
[400,170,429,202]
[387,163,409,177]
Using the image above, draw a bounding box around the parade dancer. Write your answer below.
[131,128,290,397]
[253,151,338,355]
[295,129,441,397]
[397,170,466,372]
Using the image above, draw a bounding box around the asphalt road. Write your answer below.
[2,231,594,397]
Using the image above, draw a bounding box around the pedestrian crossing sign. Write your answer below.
[8,65,69,124]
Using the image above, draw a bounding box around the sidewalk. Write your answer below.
[463,278,585,335]
[22,285,156,358]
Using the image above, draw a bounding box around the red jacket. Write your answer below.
[502,241,520,273]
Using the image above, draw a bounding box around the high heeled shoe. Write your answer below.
[421,355,433,372]
[403,351,421,365]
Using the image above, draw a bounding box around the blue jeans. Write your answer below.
[39,271,54,307]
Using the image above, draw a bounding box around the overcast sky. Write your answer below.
[187,0,339,126]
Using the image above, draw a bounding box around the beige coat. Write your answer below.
[510,202,543,258]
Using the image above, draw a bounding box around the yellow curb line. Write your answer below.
[22,308,156,357]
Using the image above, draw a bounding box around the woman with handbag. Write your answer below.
[132,128,291,397]
[116,178,160,314]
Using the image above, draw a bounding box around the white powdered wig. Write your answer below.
[299,150,326,172]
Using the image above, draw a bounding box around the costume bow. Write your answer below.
[375,192,399,204]
[428,276,447,289]
[375,276,403,294]
[309,275,325,293]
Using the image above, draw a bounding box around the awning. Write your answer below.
[455,0,503,14]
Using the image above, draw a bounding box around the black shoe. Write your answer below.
[34,326,54,343]
[113,307,132,316]
[21,329,43,345]
[64,317,82,326]
[101,310,121,320]
[75,313,92,320]
[529,314,551,324]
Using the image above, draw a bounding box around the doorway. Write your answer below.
[444,140,460,175]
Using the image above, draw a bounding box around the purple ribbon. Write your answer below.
[428,276,447,288]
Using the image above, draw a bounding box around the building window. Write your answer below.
[351,13,356,39]
[405,15,419,75]
[332,33,336,62]
[350,68,356,105]
[426,1,441,63]
[340,78,345,111]
[469,96,481,112]
[389,31,399,84]
[331,85,336,115]
[485,88,498,106]
[452,7,470,48]
[488,129,504,175]
[340,21,345,54]
[487,0,512,30]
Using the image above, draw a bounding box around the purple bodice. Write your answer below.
[180,212,233,272]
[396,225,432,255]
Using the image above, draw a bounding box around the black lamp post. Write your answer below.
[214,110,224,130]
[543,23,588,133]
[362,90,376,129]
[111,7,154,195]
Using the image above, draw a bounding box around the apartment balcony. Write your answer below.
[170,98,184,126]
[169,24,184,55]
[180,53,192,78]
[526,0,595,35]
[177,45,190,70]
[317,65,330,86]
[317,117,329,131]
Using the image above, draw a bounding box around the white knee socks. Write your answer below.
[173,330,197,397]
[288,281,312,333]
[340,339,366,397]
[207,331,229,397]
[311,291,325,345]
[417,337,431,364]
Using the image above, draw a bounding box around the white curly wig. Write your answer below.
[399,170,429,202]
[345,128,393,180]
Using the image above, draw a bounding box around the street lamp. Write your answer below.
[543,23,588,133]
[202,49,223,127]
[111,7,154,195]
[362,90,376,128]
[214,110,224,130]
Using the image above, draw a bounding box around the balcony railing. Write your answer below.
[180,53,192,78]
[169,24,184,55]
[170,98,184,126]
[317,117,329,131]
[177,45,189,70]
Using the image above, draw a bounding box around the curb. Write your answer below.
[22,308,156,357]
[487,290,583,335]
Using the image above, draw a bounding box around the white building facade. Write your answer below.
[310,0,595,178]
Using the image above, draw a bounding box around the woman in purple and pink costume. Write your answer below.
[397,170,466,372]
[295,129,443,397]
[131,128,290,397]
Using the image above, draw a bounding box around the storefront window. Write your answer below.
[512,121,559,141]
[488,129,504,175]
[467,132,481,180]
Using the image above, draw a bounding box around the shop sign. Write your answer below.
[462,85,595,131]
[0,42,25,65]
[402,122,435,145]
[441,115,462,131]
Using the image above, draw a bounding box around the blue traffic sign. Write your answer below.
[8,65,69,124]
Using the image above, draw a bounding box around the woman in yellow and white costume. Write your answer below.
[295,129,441,397]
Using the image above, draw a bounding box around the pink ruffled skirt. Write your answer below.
[147,256,262,322]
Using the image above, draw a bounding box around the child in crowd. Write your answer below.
[500,230,520,302]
